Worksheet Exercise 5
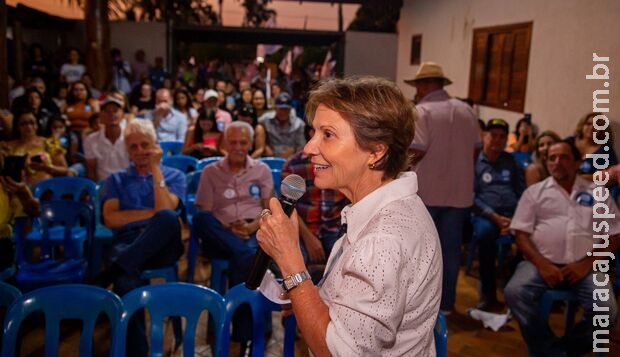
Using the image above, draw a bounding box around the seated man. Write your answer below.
[282,128,348,278]
[473,118,524,310]
[147,88,187,142]
[258,92,306,158]
[83,95,129,182]
[192,121,273,347]
[505,141,619,356]
[97,119,186,356]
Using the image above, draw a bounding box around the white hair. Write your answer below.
[124,119,157,144]
[225,121,254,142]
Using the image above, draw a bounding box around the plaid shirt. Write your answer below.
[283,151,348,238]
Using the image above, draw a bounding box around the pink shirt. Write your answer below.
[410,90,481,208]
[195,156,273,224]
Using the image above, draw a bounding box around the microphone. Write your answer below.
[245,174,306,290]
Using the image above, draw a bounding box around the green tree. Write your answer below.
[347,0,403,33]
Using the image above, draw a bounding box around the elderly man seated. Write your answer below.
[192,120,273,351]
[95,119,186,356]
[504,141,619,356]
[258,92,306,158]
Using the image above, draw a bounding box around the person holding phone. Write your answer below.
[0,154,40,272]
[7,109,73,186]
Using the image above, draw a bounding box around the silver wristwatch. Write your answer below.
[282,271,311,292]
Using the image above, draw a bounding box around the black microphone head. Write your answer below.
[280,174,306,201]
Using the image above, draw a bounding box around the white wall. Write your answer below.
[110,21,166,66]
[345,31,398,80]
[397,0,620,149]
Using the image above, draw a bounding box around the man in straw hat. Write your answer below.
[407,61,481,314]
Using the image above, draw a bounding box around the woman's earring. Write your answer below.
[368,162,376,169]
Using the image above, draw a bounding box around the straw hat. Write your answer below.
[404,62,452,86]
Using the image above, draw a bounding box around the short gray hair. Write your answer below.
[124,119,157,144]
[225,121,254,142]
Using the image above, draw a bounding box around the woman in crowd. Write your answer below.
[64,80,99,135]
[6,109,73,186]
[21,88,54,136]
[508,116,535,154]
[193,87,205,111]
[525,130,561,187]
[257,76,442,355]
[53,84,68,113]
[236,88,253,114]
[173,88,198,126]
[566,112,618,180]
[183,108,222,159]
[130,82,155,116]
[252,89,269,119]
[59,48,86,85]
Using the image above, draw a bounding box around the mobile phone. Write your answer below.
[1,155,27,182]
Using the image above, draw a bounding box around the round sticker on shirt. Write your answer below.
[482,172,493,183]
[223,188,236,199]
[84,105,91,112]
[580,160,591,173]
[217,121,225,132]
[249,184,261,199]
[501,169,511,182]
[575,192,594,207]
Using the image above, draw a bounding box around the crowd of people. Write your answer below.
[1,43,619,356]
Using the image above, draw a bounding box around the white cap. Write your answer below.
[203,89,218,101]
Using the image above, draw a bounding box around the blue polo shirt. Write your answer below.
[102,164,187,231]
[474,151,525,218]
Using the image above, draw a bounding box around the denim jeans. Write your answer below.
[504,260,618,356]
[471,215,501,299]
[107,209,184,357]
[426,206,470,311]
[192,211,258,342]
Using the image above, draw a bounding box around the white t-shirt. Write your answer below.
[510,176,620,264]
[320,172,442,356]
[83,128,130,181]
[60,63,86,84]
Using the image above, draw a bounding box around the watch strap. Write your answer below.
[282,271,311,292]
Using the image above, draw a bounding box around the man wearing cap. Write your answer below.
[147,88,187,142]
[473,118,524,311]
[203,89,232,132]
[505,141,619,356]
[258,92,306,158]
[406,61,481,313]
[83,95,130,182]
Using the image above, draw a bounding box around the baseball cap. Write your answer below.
[203,89,218,101]
[100,95,124,108]
[486,118,509,133]
[275,92,292,109]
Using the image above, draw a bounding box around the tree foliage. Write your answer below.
[347,0,403,33]
[240,0,277,27]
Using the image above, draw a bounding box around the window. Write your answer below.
[468,22,532,112]
[410,34,422,65]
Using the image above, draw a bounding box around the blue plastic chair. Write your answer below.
[222,284,296,357]
[159,141,184,156]
[0,282,21,309]
[119,282,227,357]
[90,183,114,276]
[15,201,94,292]
[162,155,198,173]
[271,169,282,197]
[197,156,224,171]
[434,311,448,357]
[259,157,287,171]
[1,284,123,357]
[30,177,97,256]
[210,259,230,294]
[185,171,202,224]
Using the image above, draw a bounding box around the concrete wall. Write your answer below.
[110,21,166,67]
[396,0,620,149]
[345,31,398,81]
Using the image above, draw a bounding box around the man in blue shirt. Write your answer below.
[473,118,525,311]
[96,119,186,356]
[148,88,188,142]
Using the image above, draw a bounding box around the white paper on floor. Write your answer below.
[467,308,512,332]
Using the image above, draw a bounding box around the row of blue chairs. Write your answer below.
[0,282,294,357]
[1,281,448,357]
